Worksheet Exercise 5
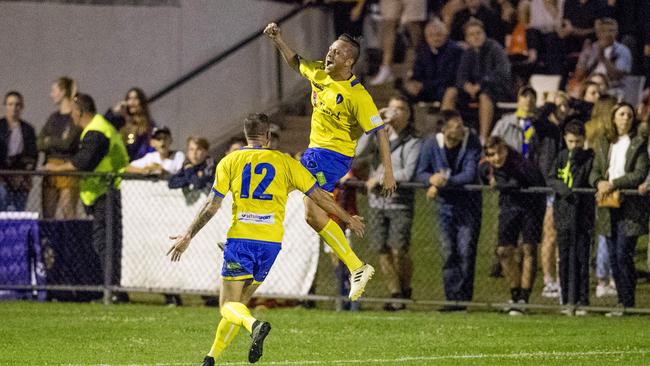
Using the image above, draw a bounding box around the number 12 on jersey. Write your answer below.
[240,162,276,200]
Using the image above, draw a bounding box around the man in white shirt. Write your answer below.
[127,127,185,176]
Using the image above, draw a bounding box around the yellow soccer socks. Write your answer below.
[319,219,363,271]
[221,301,257,333]
[207,318,241,358]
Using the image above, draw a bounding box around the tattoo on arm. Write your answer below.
[188,191,222,238]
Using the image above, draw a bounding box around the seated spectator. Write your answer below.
[403,18,463,103]
[449,0,502,45]
[415,110,482,310]
[590,102,649,315]
[442,18,513,143]
[548,121,595,315]
[359,95,422,310]
[225,136,246,155]
[327,0,367,38]
[168,137,216,192]
[588,72,611,95]
[369,0,426,85]
[38,76,82,219]
[479,136,546,315]
[561,0,612,57]
[269,131,280,151]
[126,127,184,176]
[0,91,37,211]
[105,88,155,161]
[574,18,632,90]
[520,0,564,75]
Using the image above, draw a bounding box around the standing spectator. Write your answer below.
[361,95,421,310]
[403,18,463,103]
[126,127,184,177]
[585,95,618,298]
[43,93,130,304]
[369,0,427,85]
[442,18,513,143]
[491,86,562,297]
[548,121,594,315]
[168,137,215,193]
[415,110,482,310]
[366,96,422,311]
[38,76,82,219]
[479,136,546,315]
[491,86,560,177]
[585,95,617,150]
[0,91,37,211]
[590,102,649,315]
[574,18,632,89]
[449,0,503,45]
[520,0,565,75]
[105,88,155,162]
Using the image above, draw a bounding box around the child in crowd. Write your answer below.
[548,121,595,315]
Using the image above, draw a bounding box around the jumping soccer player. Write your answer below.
[167,113,365,365]
[264,22,396,300]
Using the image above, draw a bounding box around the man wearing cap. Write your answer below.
[43,93,130,303]
[126,126,185,176]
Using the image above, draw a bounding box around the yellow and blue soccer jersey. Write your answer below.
[212,147,317,244]
[299,58,384,157]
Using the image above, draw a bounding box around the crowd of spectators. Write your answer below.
[2,1,650,314]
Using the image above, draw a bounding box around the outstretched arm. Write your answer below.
[308,187,365,237]
[264,22,300,72]
[167,190,223,261]
[375,128,396,196]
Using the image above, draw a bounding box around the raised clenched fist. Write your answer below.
[263,23,280,39]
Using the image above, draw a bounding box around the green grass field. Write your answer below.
[2,301,650,366]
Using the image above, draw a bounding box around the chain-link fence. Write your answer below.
[1,171,649,314]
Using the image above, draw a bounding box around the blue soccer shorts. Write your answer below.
[221,239,282,283]
[300,147,353,192]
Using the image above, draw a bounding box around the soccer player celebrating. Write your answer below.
[167,114,365,366]
[264,22,396,300]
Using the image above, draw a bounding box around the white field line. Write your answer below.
[63,349,650,366]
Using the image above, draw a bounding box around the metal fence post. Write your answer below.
[103,173,115,305]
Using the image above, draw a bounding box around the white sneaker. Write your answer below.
[541,283,560,298]
[605,284,618,297]
[596,284,607,298]
[574,309,588,316]
[349,264,375,300]
[508,300,526,316]
[369,66,395,86]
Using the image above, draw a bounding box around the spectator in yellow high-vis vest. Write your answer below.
[44,93,129,303]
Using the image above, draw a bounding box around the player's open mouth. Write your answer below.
[325,59,333,68]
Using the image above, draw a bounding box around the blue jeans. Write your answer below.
[437,207,480,301]
[0,184,7,211]
[596,235,611,280]
[607,209,638,307]
[6,190,28,211]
